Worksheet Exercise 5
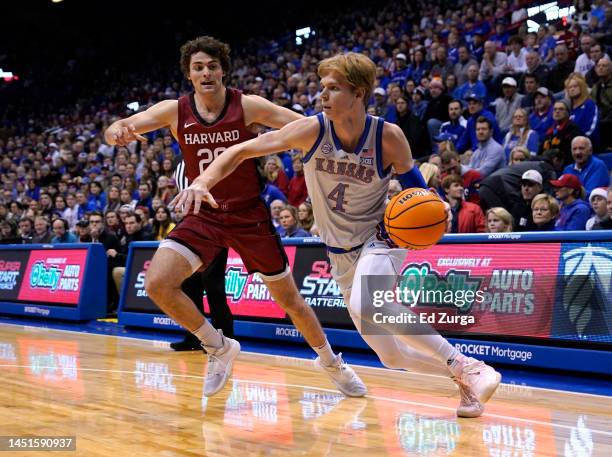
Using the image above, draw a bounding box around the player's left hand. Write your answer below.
[169,181,218,214]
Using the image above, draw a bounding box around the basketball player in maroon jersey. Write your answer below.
[104,36,366,398]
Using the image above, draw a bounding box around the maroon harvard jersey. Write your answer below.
[177,88,261,211]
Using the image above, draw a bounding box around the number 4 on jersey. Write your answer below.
[328,183,349,212]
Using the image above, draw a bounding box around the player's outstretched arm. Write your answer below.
[104,100,178,146]
[170,116,319,214]
[243,94,304,129]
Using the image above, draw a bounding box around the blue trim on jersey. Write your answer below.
[302,113,325,163]
[326,243,364,254]
[330,115,372,154]
[375,117,386,179]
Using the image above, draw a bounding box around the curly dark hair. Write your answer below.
[179,36,231,82]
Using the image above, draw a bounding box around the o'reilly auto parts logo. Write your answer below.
[561,245,612,337]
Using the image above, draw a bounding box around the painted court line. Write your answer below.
[1,362,611,438]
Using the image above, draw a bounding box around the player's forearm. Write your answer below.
[196,142,250,190]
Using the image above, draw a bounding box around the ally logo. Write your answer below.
[561,245,612,337]
[224,267,249,302]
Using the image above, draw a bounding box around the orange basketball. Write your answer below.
[384,187,447,249]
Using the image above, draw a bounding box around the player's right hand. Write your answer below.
[169,180,218,215]
[105,123,147,146]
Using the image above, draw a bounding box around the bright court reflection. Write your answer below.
[0,324,610,456]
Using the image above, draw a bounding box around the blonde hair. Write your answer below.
[318,52,376,107]
[531,193,560,217]
[511,108,531,146]
[509,146,530,165]
[264,155,284,182]
[564,72,589,106]
[419,163,439,187]
[486,207,513,232]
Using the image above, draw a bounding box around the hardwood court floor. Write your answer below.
[0,323,610,457]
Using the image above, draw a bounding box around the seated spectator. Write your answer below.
[261,183,287,206]
[456,93,502,153]
[119,189,137,210]
[503,35,528,75]
[439,150,482,204]
[395,94,430,157]
[76,219,92,242]
[486,207,513,233]
[508,146,530,165]
[87,182,106,212]
[442,175,485,233]
[454,64,487,104]
[511,170,544,231]
[453,45,479,86]
[104,210,123,237]
[549,45,576,95]
[135,206,153,237]
[135,182,154,214]
[18,217,34,242]
[0,220,20,244]
[264,155,289,197]
[297,202,315,233]
[38,193,54,218]
[529,87,554,147]
[51,219,77,244]
[269,199,286,231]
[109,213,154,296]
[371,87,393,119]
[386,179,402,202]
[562,136,610,194]
[437,100,467,145]
[63,193,80,229]
[32,216,53,244]
[592,187,612,230]
[586,187,609,230]
[467,117,505,177]
[152,206,176,240]
[566,73,600,147]
[408,48,430,86]
[479,40,508,96]
[520,52,550,91]
[550,174,592,231]
[430,46,455,81]
[591,57,612,149]
[390,52,411,89]
[287,154,307,207]
[531,193,560,231]
[423,79,452,140]
[411,87,429,121]
[278,206,310,238]
[540,100,583,166]
[574,34,596,75]
[502,109,540,159]
[419,163,441,189]
[519,73,540,110]
[585,44,607,86]
[492,77,524,134]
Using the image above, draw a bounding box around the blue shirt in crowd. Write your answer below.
[562,156,610,195]
[556,199,592,231]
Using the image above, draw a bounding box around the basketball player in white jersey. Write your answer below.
[173,52,501,417]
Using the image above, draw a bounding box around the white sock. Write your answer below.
[193,321,223,349]
[313,340,337,366]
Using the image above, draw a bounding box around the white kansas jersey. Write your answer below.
[303,113,391,250]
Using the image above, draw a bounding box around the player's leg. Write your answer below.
[350,249,500,415]
[147,219,241,396]
[262,274,366,397]
[170,272,206,351]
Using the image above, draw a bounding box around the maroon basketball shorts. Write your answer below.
[163,202,290,280]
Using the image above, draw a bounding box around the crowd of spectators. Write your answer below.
[0,0,611,272]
